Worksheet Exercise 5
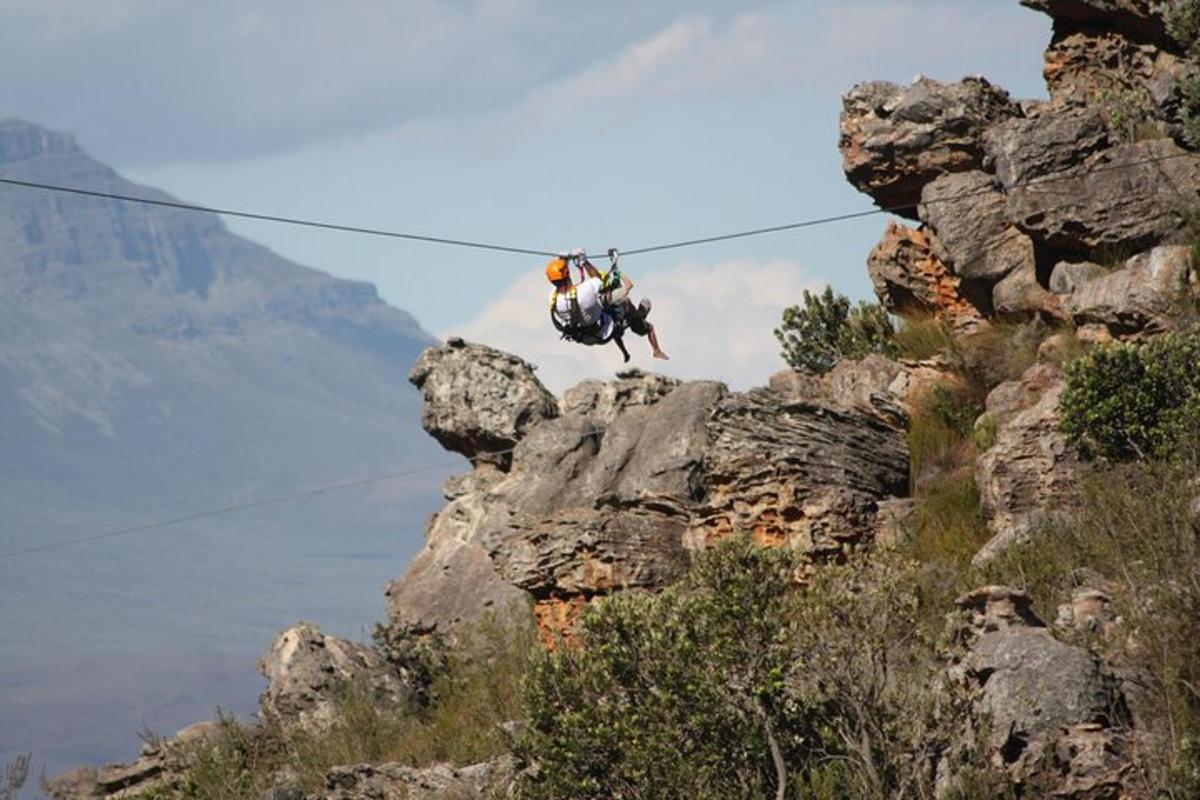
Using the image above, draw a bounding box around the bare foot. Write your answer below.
[653,350,670,360]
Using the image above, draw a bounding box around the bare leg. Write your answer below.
[614,335,631,363]
[647,324,669,360]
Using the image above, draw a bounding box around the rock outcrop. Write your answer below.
[43,722,223,800]
[258,623,417,730]
[388,341,909,641]
[974,363,1082,565]
[839,77,1022,216]
[409,337,558,466]
[866,221,987,329]
[1063,244,1196,336]
[841,0,1200,331]
[951,586,1138,795]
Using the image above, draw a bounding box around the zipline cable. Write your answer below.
[0,149,1195,259]
[0,176,558,257]
[1,151,1196,560]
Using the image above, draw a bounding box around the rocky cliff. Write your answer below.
[42,2,1200,798]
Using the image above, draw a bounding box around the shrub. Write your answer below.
[516,539,990,799]
[1167,0,1200,148]
[1166,0,1200,56]
[1059,327,1200,461]
[517,538,811,800]
[775,286,897,373]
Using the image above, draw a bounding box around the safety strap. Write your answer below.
[550,288,591,340]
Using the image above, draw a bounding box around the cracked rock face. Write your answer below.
[974,363,1082,566]
[865,221,986,328]
[1004,138,1200,254]
[409,337,558,464]
[1064,245,1196,337]
[258,623,417,730]
[388,342,909,641]
[839,77,1021,217]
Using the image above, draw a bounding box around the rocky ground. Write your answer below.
[42,1,1200,798]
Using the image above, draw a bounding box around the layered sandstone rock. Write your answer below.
[389,342,909,641]
[839,77,1021,216]
[865,221,986,328]
[974,363,1082,565]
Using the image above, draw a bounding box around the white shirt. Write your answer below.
[550,277,613,340]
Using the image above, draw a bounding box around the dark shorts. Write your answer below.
[620,300,651,337]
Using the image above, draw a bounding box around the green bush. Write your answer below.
[516,539,987,799]
[775,286,897,373]
[1059,327,1200,461]
[1167,0,1200,148]
[1166,0,1200,55]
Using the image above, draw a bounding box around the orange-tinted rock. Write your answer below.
[867,221,985,330]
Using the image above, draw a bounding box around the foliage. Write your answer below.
[1094,86,1161,143]
[516,538,810,800]
[983,451,1200,796]
[775,286,897,373]
[1165,0,1200,56]
[1,754,29,800]
[1059,326,1200,461]
[1166,0,1200,148]
[372,618,449,706]
[516,539,986,799]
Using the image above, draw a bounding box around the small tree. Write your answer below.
[775,286,896,373]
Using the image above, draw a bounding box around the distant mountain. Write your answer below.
[0,119,450,777]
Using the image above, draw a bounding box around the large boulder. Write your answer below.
[840,77,1021,217]
[865,221,987,328]
[974,363,1082,565]
[1004,138,1200,254]
[952,586,1135,793]
[919,171,1036,286]
[1064,245,1196,337]
[257,623,417,730]
[409,338,558,465]
[984,105,1111,189]
[917,171,1052,317]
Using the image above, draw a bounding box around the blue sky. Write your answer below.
[2,0,1052,390]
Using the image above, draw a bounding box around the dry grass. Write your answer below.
[147,613,536,799]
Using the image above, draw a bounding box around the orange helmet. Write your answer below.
[545,257,569,284]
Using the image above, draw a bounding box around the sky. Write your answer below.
[1,0,1052,392]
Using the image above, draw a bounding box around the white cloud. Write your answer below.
[443,258,820,395]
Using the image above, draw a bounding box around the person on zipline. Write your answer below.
[547,248,668,362]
